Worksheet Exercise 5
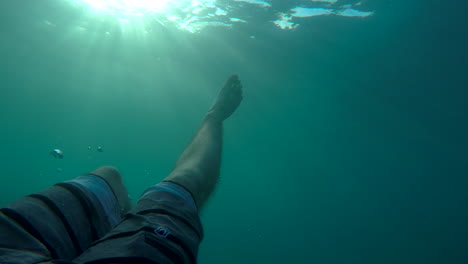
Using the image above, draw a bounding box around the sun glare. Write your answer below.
[78,0,178,15]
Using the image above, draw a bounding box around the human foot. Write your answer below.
[90,166,133,215]
[207,74,243,121]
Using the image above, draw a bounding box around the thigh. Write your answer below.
[72,182,204,264]
[0,174,122,263]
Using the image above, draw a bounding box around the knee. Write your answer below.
[91,166,121,179]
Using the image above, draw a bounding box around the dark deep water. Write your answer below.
[0,0,467,263]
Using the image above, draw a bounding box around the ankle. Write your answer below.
[204,111,224,123]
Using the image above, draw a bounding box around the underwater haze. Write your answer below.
[1,0,467,263]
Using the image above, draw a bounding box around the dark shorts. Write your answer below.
[0,175,203,264]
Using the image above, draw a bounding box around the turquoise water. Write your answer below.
[1,0,467,263]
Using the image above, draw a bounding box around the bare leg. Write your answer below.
[90,166,133,214]
[162,75,243,210]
